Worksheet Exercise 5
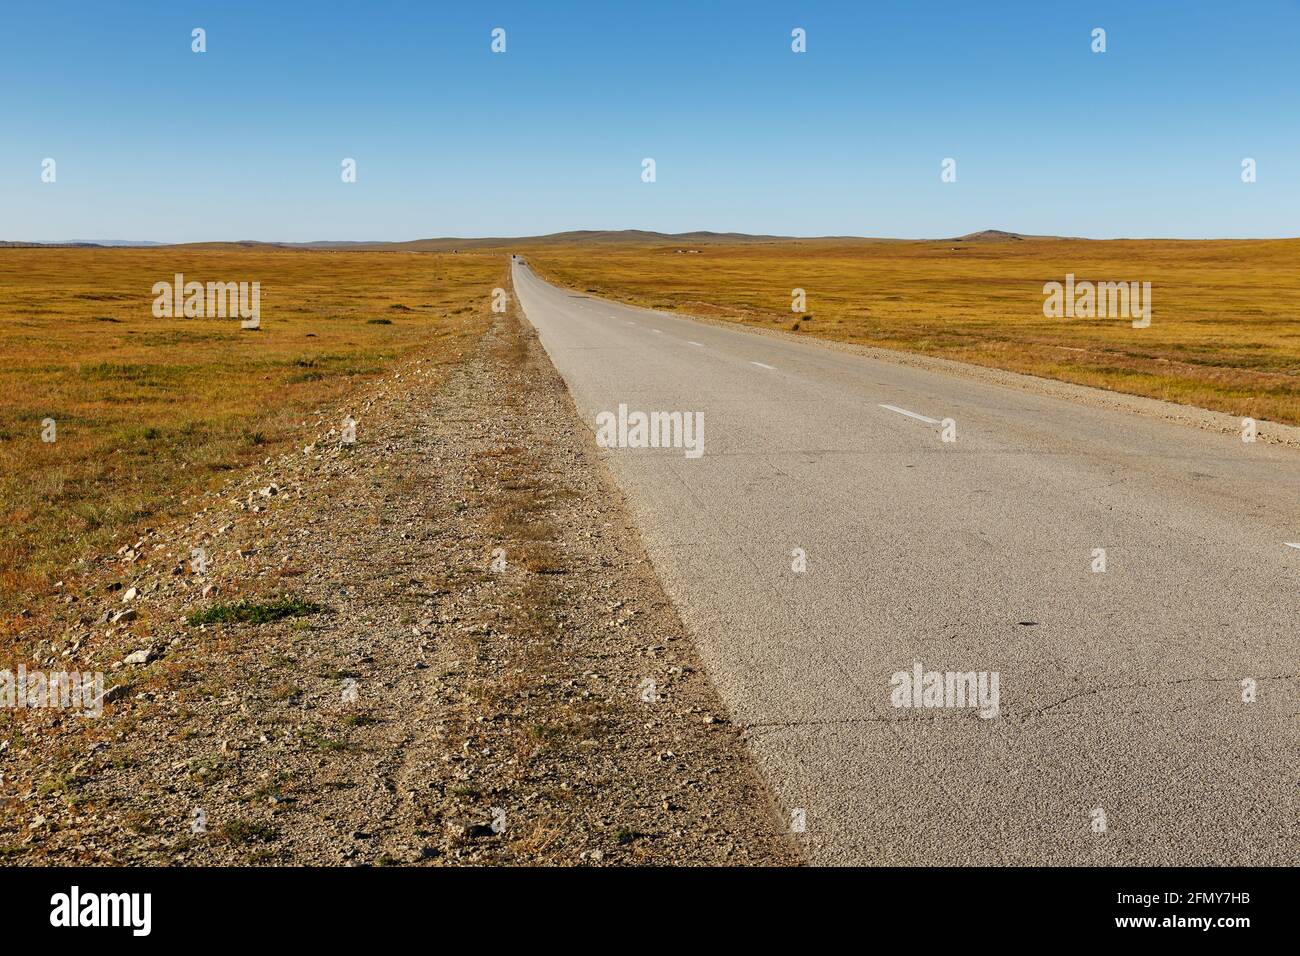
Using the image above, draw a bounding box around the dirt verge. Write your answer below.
[0,282,799,866]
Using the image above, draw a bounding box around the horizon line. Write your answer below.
[5,228,1300,248]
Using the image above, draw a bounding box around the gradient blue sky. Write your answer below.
[2,0,1296,242]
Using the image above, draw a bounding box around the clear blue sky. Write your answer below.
[2,0,1296,241]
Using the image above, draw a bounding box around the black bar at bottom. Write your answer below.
[1,865,1283,942]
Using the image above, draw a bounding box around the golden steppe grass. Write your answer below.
[525,238,1300,423]
[0,246,501,614]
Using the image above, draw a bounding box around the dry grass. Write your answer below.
[525,238,1300,423]
[0,246,500,615]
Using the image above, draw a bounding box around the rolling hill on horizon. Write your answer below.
[9,228,1290,250]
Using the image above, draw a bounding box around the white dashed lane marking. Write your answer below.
[879,404,941,425]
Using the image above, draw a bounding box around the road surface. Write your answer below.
[512,259,1297,865]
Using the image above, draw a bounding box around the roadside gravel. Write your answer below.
[1,289,799,866]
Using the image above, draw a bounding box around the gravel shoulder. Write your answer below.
[0,285,800,866]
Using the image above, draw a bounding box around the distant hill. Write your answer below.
[297,229,1071,249]
[0,239,163,248]
[65,239,165,247]
[0,241,104,248]
[1,229,1081,250]
[293,230,815,251]
[949,229,1067,242]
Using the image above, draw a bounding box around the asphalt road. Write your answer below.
[512,258,1298,865]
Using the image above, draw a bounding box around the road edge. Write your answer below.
[521,258,1300,451]
[506,263,807,865]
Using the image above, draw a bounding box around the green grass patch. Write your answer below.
[218,819,279,845]
[340,713,380,727]
[186,596,324,627]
